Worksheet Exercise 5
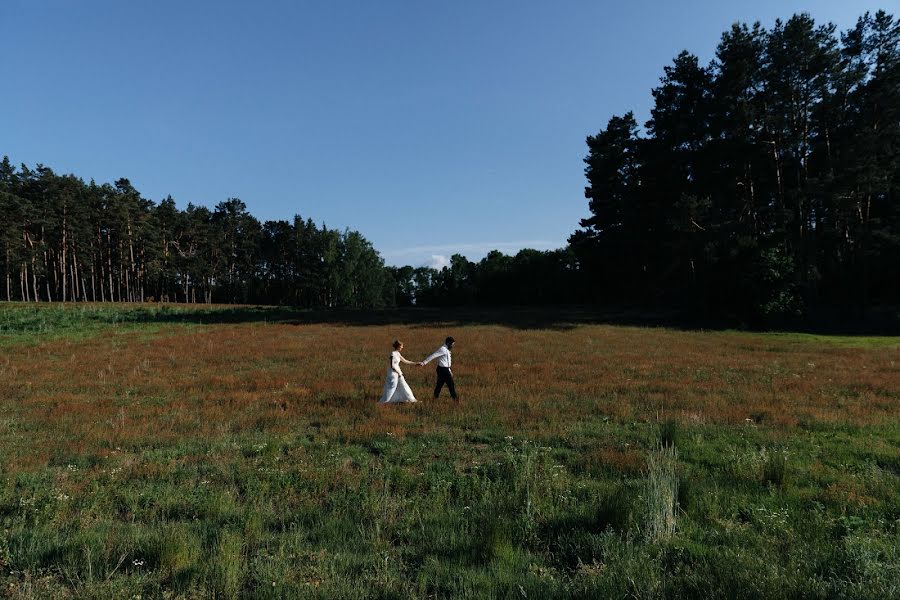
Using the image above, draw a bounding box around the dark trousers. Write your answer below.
[434,366,458,400]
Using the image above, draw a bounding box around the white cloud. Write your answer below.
[426,254,451,270]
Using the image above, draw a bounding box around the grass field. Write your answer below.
[0,303,897,599]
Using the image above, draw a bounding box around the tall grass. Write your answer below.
[761,446,788,487]
[644,443,678,542]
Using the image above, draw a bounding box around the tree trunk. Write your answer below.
[96,227,104,301]
[90,241,97,302]
[747,162,757,234]
[139,245,145,302]
[5,247,10,301]
[74,241,81,301]
[769,140,784,219]
[99,250,106,302]
[61,201,67,302]
[108,241,115,302]
[861,189,872,312]
[44,246,54,302]
[31,256,39,301]
[127,218,136,303]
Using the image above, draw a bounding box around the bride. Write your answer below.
[378,340,418,403]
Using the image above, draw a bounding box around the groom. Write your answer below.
[420,336,458,402]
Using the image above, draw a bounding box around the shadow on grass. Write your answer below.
[2,302,899,335]
[118,304,900,335]
[127,305,688,331]
[537,490,637,570]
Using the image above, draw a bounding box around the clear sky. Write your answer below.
[1,1,890,268]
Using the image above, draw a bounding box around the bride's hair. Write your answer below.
[392,340,402,350]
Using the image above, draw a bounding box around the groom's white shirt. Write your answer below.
[423,345,451,368]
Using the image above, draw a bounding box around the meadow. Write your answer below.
[0,303,897,599]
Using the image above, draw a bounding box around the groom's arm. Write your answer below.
[420,348,444,365]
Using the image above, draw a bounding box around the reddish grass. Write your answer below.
[0,321,897,474]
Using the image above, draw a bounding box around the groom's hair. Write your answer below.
[445,336,455,346]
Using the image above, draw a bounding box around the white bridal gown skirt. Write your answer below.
[379,370,417,403]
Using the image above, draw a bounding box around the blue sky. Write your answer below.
[1,1,889,268]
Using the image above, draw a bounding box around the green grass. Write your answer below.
[2,424,897,598]
[0,303,192,346]
[0,303,897,598]
[758,330,900,348]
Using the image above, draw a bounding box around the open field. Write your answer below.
[0,303,897,599]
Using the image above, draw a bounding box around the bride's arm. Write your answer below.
[398,354,416,365]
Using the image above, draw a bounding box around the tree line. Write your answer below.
[2,10,898,323]
[568,11,900,322]
[389,249,583,307]
[0,161,393,307]
[0,149,577,308]
[402,11,900,322]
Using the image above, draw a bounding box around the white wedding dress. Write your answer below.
[378,351,417,403]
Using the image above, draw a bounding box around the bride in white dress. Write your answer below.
[378,340,418,404]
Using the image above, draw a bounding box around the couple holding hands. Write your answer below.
[378,336,458,404]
